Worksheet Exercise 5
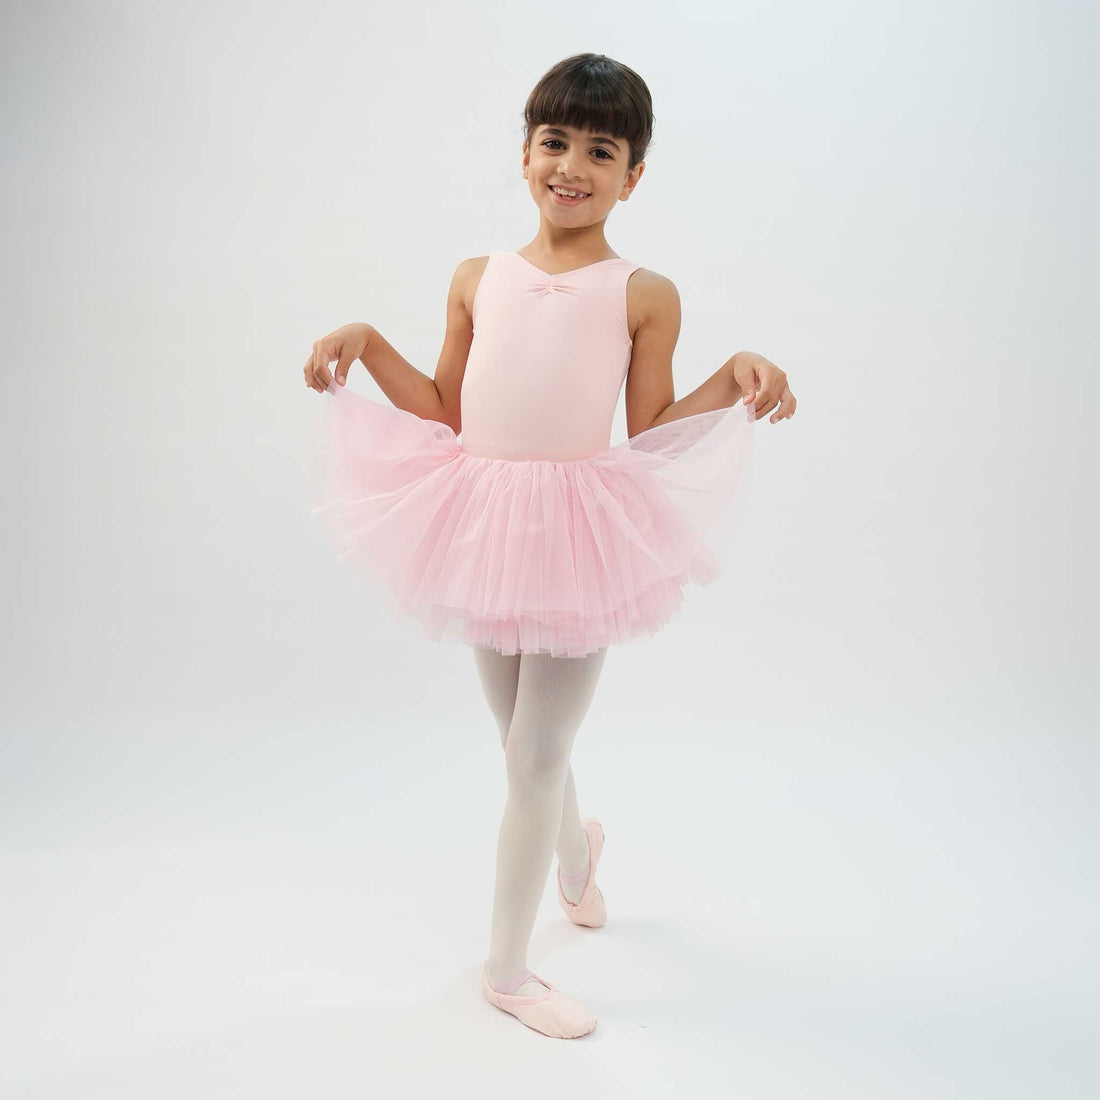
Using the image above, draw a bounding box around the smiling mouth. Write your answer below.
[548,184,591,203]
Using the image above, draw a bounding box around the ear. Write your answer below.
[620,160,645,197]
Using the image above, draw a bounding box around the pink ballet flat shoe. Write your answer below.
[481,961,597,1038]
[556,818,606,928]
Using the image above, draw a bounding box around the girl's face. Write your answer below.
[522,123,643,226]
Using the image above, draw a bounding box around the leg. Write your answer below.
[482,647,608,996]
[472,646,593,885]
[471,644,520,748]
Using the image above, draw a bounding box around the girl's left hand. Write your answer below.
[732,351,796,423]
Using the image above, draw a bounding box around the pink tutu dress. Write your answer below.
[311,251,755,658]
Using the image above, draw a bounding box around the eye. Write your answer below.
[542,139,613,160]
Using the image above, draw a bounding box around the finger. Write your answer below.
[753,379,780,414]
[769,386,795,423]
[314,342,334,390]
[753,391,779,418]
[304,354,322,393]
[732,363,757,406]
[756,370,788,412]
[334,353,354,387]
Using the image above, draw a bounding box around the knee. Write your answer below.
[504,733,571,792]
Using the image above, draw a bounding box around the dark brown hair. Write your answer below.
[523,53,655,173]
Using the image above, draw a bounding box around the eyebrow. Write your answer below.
[540,126,621,152]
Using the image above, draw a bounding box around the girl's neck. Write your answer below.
[521,228,615,265]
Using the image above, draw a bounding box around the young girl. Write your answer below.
[304,53,796,1039]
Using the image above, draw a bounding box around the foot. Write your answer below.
[556,819,607,928]
[558,853,590,905]
[485,963,552,998]
[481,961,597,1038]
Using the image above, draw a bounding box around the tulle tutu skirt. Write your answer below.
[310,379,755,658]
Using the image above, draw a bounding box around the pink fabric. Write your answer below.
[481,961,597,1038]
[557,818,606,928]
[558,864,589,885]
[462,253,639,460]
[488,967,541,996]
[311,251,754,658]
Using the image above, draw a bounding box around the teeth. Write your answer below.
[552,186,588,198]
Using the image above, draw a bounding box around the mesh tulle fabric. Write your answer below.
[311,379,754,657]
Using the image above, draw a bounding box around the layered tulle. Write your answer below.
[310,379,754,657]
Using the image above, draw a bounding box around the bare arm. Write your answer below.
[430,256,483,435]
[358,257,481,431]
[624,271,741,438]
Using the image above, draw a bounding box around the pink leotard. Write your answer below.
[460,252,643,461]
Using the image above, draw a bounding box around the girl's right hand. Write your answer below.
[303,322,373,393]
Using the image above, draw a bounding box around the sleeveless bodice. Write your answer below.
[459,251,643,461]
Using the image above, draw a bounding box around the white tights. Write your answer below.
[472,644,609,987]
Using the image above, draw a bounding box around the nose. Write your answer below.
[557,157,585,181]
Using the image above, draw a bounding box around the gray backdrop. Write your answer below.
[2,1,1096,1096]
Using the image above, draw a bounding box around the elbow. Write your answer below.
[632,407,669,438]
[432,385,461,435]
[428,413,460,435]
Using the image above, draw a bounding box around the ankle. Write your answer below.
[558,830,590,878]
[559,858,589,886]
[485,960,531,992]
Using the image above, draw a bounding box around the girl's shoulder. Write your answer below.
[625,263,671,289]
[626,265,679,325]
[623,265,679,345]
[448,254,493,320]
